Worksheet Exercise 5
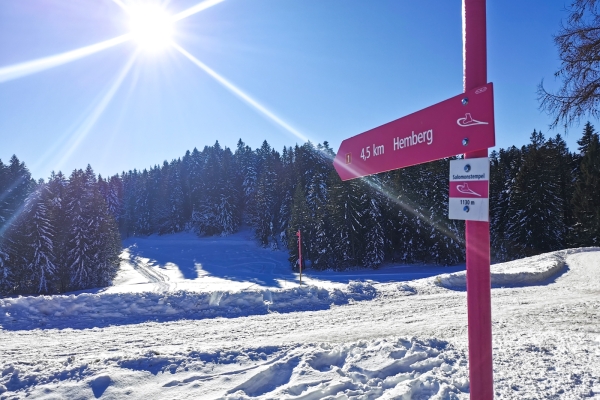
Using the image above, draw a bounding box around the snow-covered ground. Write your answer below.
[1,229,599,399]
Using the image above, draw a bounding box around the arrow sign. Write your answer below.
[334,83,495,180]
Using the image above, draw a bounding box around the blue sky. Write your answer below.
[0,0,590,179]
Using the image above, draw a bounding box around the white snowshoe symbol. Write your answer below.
[457,113,489,127]
[456,182,481,197]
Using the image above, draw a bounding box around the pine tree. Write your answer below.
[135,169,152,235]
[327,171,365,269]
[0,159,7,229]
[0,155,33,234]
[88,179,121,287]
[23,183,56,293]
[490,147,522,260]
[277,146,295,247]
[217,148,240,235]
[106,175,123,226]
[153,160,185,234]
[253,145,282,246]
[46,171,69,292]
[576,122,597,159]
[388,165,430,263]
[287,183,311,269]
[361,186,385,269]
[0,245,9,296]
[65,168,94,290]
[571,127,600,245]
[188,147,206,230]
[506,131,565,257]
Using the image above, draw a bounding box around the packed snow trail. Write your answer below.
[1,248,599,398]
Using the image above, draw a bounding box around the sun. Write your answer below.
[128,4,174,53]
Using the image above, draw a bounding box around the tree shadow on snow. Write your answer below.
[126,240,200,280]
[124,234,295,288]
[303,264,466,285]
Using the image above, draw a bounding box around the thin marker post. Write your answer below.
[296,230,302,284]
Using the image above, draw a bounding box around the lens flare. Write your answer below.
[0,35,130,83]
[54,53,138,173]
[172,0,226,22]
[174,43,310,143]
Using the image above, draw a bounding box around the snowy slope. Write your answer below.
[1,232,599,399]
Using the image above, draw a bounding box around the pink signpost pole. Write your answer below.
[463,0,493,398]
[296,230,302,284]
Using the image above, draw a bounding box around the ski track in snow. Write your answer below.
[0,236,599,399]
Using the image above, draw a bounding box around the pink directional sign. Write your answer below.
[334,83,495,181]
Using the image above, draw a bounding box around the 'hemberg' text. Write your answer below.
[393,129,433,151]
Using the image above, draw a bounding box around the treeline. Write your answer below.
[0,161,121,296]
[1,124,599,296]
[115,126,599,266]
[95,124,600,267]
[490,123,600,259]
[114,139,465,270]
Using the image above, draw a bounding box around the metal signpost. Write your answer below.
[462,1,493,398]
[333,1,494,398]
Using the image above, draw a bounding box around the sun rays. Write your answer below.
[0,0,311,148]
[0,0,226,83]
[0,35,131,84]
[174,43,310,144]
[1,0,462,247]
[55,53,139,173]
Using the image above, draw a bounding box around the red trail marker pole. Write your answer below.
[463,0,493,398]
[296,230,302,284]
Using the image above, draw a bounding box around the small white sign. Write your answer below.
[449,157,489,221]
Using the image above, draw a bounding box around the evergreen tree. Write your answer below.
[277,146,296,246]
[548,134,575,247]
[65,168,95,290]
[254,148,279,246]
[571,126,600,245]
[576,122,598,158]
[22,183,56,293]
[106,175,123,225]
[88,179,121,287]
[506,131,565,257]
[46,171,69,292]
[361,185,385,269]
[217,148,241,235]
[287,183,311,269]
[0,155,33,234]
[327,171,365,269]
[0,245,9,295]
[490,147,522,260]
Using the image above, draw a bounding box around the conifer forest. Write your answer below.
[1,124,599,296]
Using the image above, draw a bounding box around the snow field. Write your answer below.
[0,248,583,331]
[1,337,469,399]
[0,282,378,331]
[434,247,599,289]
[1,235,599,399]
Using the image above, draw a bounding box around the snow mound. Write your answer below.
[1,337,469,399]
[434,247,599,290]
[0,281,378,330]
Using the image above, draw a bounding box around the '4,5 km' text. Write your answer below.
[360,144,385,161]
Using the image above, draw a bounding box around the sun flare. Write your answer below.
[128,4,174,53]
